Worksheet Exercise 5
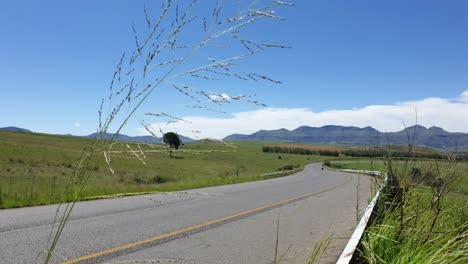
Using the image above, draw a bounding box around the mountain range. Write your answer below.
[224,125,468,150]
[86,132,195,144]
[0,127,194,144]
[3,125,468,150]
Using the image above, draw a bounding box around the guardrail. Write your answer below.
[336,170,388,264]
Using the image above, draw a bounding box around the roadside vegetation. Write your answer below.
[329,159,468,263]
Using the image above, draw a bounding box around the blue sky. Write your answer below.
[1,0,468,138]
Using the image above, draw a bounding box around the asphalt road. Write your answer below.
[0,163,371,264]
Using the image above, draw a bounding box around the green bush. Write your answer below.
[133,175,167,184]
[278,164,299,171]
[150,176,167,184]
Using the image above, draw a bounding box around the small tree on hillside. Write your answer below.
[163,132,182,157]
[163,132,181,149]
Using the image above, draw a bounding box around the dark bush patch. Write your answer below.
[150,176,167,184]
[133,175,168,184]
[278,164,299,171]
[410,167,437,185]
[133,176,146,184]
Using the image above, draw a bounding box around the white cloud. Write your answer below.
[74,123,81,127]
[460,90,468,102]
[135,90,468,139]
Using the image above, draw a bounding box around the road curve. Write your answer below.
[0,163,371,264]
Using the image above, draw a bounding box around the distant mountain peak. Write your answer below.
[405,125,428,130]
[428,126,446,132]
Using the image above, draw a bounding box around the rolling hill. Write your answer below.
[0,126,32,133]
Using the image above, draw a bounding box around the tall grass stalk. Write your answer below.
[41,1,293,263]
[306,235,333,264]
[274,214,281,264]
[356,174,361,223]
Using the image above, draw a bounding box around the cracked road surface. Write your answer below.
[0,163,371,264]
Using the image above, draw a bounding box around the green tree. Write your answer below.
[163,132,182,150]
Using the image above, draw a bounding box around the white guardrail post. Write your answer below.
[336,170,388,264]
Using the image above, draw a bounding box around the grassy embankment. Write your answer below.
[329,160,468,263]
[328,160,467,194]
[0,131,348,209]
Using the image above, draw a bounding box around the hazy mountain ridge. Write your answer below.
[87,132,194,144]
[0,126,32,133]
[3,125,468,149]
[0,127,194,144]
[224,125,468,150]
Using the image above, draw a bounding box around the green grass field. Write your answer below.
[0,131,346,208]
[2,130,463,210]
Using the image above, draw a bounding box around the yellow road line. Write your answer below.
[63,178,351,264]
